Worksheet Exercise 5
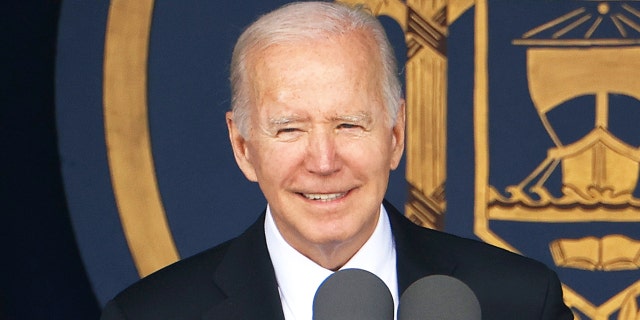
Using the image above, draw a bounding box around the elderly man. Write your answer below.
[101,2,573,319]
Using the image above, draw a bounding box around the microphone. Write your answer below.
[398,275,481,320]
[313,268,394,320]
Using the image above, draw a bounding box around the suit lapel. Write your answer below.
[384,200,458,294]
[203,214,285,320]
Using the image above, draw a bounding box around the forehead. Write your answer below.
[246,32,383,107]
[248,30,379,80]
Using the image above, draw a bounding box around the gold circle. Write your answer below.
[598,2,610,15]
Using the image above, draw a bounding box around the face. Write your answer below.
[227,31,404,264]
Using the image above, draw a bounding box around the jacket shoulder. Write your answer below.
[404,222,571,319]
[104,239,234,320]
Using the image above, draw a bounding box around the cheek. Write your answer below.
[250,141,306,180]
[339,136,394,169]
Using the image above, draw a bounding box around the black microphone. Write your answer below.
[313,268,394,320]
[398,275,481,320]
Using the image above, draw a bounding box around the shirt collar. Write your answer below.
[265,204,398,320]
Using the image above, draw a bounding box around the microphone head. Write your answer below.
[313,268,394,320]
[398,275,481,320]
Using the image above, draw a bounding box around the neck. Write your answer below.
[289,218,378,271]
[304,240,366,271]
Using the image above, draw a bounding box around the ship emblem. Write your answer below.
[490,2,640,318]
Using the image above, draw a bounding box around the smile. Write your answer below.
[302,192,347,201]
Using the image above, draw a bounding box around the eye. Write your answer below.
[336,122,367,136]
[275,127,303,140]
[278,127,299,134]
[337,123,361,130]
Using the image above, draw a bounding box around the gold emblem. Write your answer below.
[500,3,640,318]
[337,0,640,319]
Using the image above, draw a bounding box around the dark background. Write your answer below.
[2,1,102,319]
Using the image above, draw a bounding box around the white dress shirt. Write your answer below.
[265,204,398,320]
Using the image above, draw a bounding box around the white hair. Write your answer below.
[229,1,402,137]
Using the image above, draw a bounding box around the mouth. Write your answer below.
[300,192,348,202]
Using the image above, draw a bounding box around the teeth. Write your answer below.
[302,193,346,201]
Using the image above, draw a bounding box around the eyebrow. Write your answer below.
[332,112,372,124]
[266,111,373,127]
[267,115,308,126]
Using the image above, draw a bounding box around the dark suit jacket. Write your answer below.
[101,201,573,319]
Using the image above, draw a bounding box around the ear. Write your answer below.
[226,111,258,182]
[389,100,405,170]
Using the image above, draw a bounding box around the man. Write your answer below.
[101,2,573,319]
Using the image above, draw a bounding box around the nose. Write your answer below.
[305,129,341,175]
